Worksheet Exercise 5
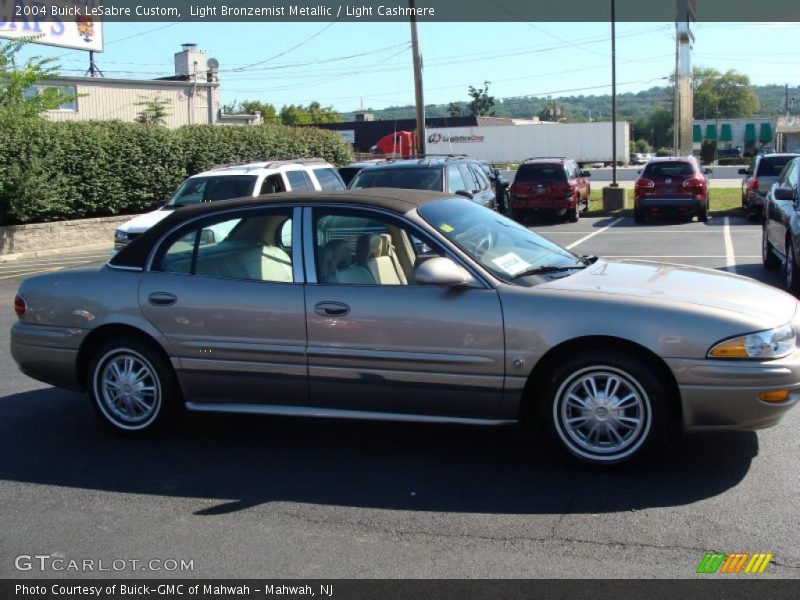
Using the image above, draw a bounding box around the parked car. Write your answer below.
[508,158,591,223]
[739,153,800,220]
[509,158,592,222]
[634,156,712,223]
[718,147,743,159]
[338,159,387,187]
[755,146,776,156]
[630,153,649,165]
[13,190,800,467]
[349,155,497,210]
[114,158,344,252]
[762,156,800,294]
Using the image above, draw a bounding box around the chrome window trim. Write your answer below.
[106,263,143,272]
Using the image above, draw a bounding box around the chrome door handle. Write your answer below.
[148,292,177,306]
[314,301,350,317]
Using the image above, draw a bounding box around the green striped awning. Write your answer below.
[760,123,773,143]
[693,124,702,142]
[744,123,757,143]
[705,124,717,140]
[720,124,733,142]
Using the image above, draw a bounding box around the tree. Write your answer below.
[135,97,171,125]
[224,99,279,123]
[467,81,495,116]
[280,102,341,125]
[447,102,464,117]
[539,98,567,122]
[0,39,75,119]
[692,67,760,119]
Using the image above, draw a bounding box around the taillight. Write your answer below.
[748,177,759,191]
[14,294,26,318]
[635,178,655,189]
[683,177,704,188]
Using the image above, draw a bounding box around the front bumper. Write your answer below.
[666,353,800,431]
[10,322,87,391]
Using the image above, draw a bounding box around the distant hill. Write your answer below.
[342,84,792,123]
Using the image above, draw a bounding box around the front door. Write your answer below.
[303,206,505,420]
[140,206,308,406]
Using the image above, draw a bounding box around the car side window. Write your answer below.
[313,167,346,191]
[470,164,490,191]
[788,162,799,188]
[157,209,294,283]
[459,163,482,193]
[447,165,468,194]
[285,170,313,191]
[313,209,444,286]
[260,174,286,194]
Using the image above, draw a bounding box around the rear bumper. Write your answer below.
[637,197,705,214]
[511,196,574,212]
[666,355,800,431]
[10,322,87,391]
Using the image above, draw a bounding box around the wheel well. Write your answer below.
[75,324,172,391]
[519,335,682,423]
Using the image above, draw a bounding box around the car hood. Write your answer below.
[118,208,174,234]
[544,259,798,323]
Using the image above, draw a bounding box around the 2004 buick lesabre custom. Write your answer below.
[10,190,800,466]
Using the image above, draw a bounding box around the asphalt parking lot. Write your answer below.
[0,214,798,579]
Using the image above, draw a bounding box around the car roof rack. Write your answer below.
[404,154,469,160]
[208,157,328,171]
[523,156,567,162]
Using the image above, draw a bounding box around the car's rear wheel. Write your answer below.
[543,351,669,467]
[633,208,645,224]
[567,198,580,222]
[785,239,800,295]
[762,225,780,270]
[697,200,709,222]
[88,337,181,435]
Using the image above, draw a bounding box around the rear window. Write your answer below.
[757,156,797,177]
[642,162,695,178]
[515,164,567,183]
[338,167,361,186]
[351,167,443,191]
[165,176,257,208]
[314,167,346,191]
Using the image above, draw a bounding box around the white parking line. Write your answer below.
[0,266,67,280]
[565,217,624,250]
[0,253,109,267]
[723,217,737,274]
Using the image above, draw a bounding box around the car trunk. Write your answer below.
[639,162,702,199]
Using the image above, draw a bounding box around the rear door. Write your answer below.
[139,206,308,407]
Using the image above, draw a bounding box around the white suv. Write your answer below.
[114,158,344,252]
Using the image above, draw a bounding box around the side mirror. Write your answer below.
[493,168,501,179]
[414,257,472,287]
[637,169,642,175]
[773,187,795,201]
[738,168,748,175]
[703,168,713,175]
[454,190,474,200]
[580,170,592,177]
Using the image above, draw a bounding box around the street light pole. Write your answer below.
[409,0,426,155]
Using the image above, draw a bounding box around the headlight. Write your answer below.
[114,230,129,243]
[708,324,797,359]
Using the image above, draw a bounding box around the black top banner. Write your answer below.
[2,0,800,22]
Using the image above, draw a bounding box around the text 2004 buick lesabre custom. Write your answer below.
[10,190,800,466]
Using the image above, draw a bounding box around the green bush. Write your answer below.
[717,157,750,166]
[0,119,353,225]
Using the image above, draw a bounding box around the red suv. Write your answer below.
[634,156,712,223]
[509,158,591,222]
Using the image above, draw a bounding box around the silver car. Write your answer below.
[10,190,800,467]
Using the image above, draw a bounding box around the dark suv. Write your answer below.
[762,156,800,294]
[349,156,497,209]
[508,158,591,223]
[634,156,712,223]
[739,153,799,220]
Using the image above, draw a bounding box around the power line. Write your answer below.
[229,21,338,72]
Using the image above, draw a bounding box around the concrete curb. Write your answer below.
[0,242,112,263]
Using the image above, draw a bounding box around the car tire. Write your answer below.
[697,201,709,223]
[762,225,780,270]
[786,239,800,296]
[633,208,645,224]
[567,199,579,223]
[88,337,181,435]
[542,350,669,467]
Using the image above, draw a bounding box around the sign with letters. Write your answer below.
[0,1,104,52]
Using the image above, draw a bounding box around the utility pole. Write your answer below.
[786,83,790,116]
[610,0,618,186]
[409,0,426,155]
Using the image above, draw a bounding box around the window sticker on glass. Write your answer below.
[439,223,455,233]
[491,252,532,276]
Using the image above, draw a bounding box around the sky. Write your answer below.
[17,21,800,114]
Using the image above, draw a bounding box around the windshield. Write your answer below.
[351,167,443,191]
[418,198,580,285]
[165,175,258,208]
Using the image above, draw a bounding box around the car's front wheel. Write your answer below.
[786,239,800,296]
[763,225,780,270]
[88,337,181,435]
[543,351,669,467]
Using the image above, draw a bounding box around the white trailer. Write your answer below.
[424,121,629,165]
